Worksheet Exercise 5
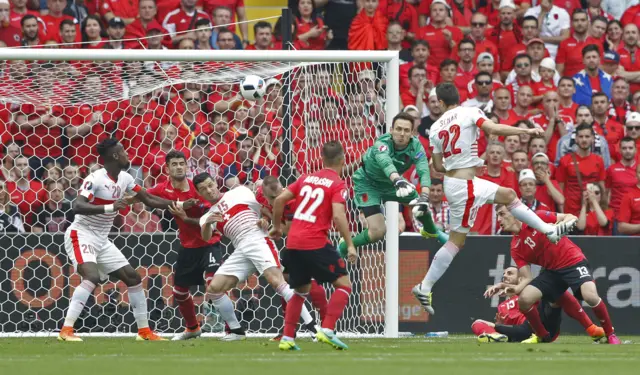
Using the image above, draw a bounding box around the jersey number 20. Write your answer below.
[438,125,462,158]
[294,186,324,223]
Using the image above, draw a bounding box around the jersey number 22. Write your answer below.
[294,185,324,223]
[438,125,462,158]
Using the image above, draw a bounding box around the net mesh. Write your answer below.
[0,55,390,336]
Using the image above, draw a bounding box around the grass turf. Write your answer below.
[1,336,639,375]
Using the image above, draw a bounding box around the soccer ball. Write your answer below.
[239,75,266,100]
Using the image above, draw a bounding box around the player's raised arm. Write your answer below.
[506,265,533,296]
[135,188,199,210]
[481,120,545,137]
[270,188,296,240]
[199,211,223,241]
[73,195,128,215]
[371,139,415,196]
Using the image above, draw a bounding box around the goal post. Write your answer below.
[0,49,401,338]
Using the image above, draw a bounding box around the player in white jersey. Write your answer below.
[411,83,577,314]
[193,172,319,340]
[59,139,199,342]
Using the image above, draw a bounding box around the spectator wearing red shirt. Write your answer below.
[506,54,534,105]
[556,124,607,216]
[124,0,167,48]
[9,0,39,29]
[605,79,631,127]
[590,15,608,43]
[473,141,516,234]
[201,0,248,43]
[530,58,557,109]
[172,89,212,149]
[163,0,210,44]
[617,24,640,94]
[529,91,573,162]
[621,4,640,30]
[518,169,550,212]
[223,134,267,190]
[251,125,280,176]
[585,0,614,23]
[487,1,522,80]
[144,124,190,186]
[510,85,533,121]
[102,0,139,25]
[399,40,437,94]
[557,76,578,122]
[456,13,498,66]
[492,87,518,125]
[401,64,429,111]
[466,53,503,98]
[41,0,78,43]
[81,15,106,49]
[386,0,418,49]
[0,1,21,47]
[618,163,640,235]
[453,39,478,95]
[246,21,275,50]
[5,155,46,227]
[577,183,613,235]
[20,14,40,47]
[531,152,565,211]
[556,9,603,78]
[187,135,222,184]
[65,96,114,169]
[294,0,328,50]
[415,0,463,68]
[591,92,624,158]
[205,113,235,167]
[347,0,388,51]
[606,137,637,217]
[58,19,79,47]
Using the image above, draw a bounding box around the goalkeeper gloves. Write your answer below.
[393,177,416,198]
[410,192,430,217]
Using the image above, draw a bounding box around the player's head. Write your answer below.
[97,138,130,170]
[322,140,345,171]
[435,82,460,110]
[391,112,415,149]
[262,175,283,204]
[165,150,187,181]
[496,205,521,233]
[193,172,220,203]
[502,266,519,285]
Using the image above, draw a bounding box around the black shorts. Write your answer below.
[286,244,348,288]
[173,243,223,288]
[280,248,291,274]
[495,301,562,342]
[529,260,593,302]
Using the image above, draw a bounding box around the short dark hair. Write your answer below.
[195,18,211,28]
[582,44,600,57]
[193,172,213,188]
[254,21,272,34]
[322,141,344,166]
[474,71,491,82]
[458,38,475,50]
[514,119,534,129]
[592,15,608,25]
[522,15,538,27]
[217,27,234,38]
[60,19,76,31]
[575,104,592,117]
[558,76,575,86]
[388,20,403,29]
[620,136,636,146]
[165,150,186,165]
[431,178,443,186]
[96,138,120,158]
[571,8,588,20]
[435,82,460,106]
[591,92,609,103]
[512,149,529,158]
[392,112,417,128]
[21,15,37,27]
[513,53,532,66]
[262,175,279,189]
[575,123,595,135]
[439,58,457,71]
[408,64,426,78]
[411,40,430,50]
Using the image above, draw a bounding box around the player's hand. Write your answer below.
[113,199,128,211]
[122,195,139,205]
[526,127,544,136]
[205,212,224,224]
[182,198,200,210]
[256,218,270,231]
[269,227,283,241]
[168,203,187,220]
[483,284,504,298]
[346,246,357,264]
[393,177,415,198]
[534,168,549,183]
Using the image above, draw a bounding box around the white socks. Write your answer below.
[420,242,460,292]
[209,293,241,330]
[507,200,554,233]
[277,283,314,325]
[128,283,149,329]
[63,280,95,327]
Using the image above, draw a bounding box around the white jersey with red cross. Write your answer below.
[70,168,141,238]
[200,185,264,247]
[429,106,489,171]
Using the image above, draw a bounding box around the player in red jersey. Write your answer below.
[141,150,242,341]
[475,266,605,343]
[271,141,356,351]
[256,176,328,341]
[490,206,620,344]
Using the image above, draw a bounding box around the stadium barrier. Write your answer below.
[2,234,638,335]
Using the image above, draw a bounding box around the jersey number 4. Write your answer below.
[438,125,462,158]
[294,186,324,223]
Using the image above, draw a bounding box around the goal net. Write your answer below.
[0,49,400,338]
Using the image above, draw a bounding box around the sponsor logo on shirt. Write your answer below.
[378,145,388,152]
[415,151,425,159]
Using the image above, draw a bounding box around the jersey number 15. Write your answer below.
[294,185,324,223]
[438,125,462,158]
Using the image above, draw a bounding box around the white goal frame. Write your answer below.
[0,49,401,338]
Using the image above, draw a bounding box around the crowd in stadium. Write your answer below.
[0,0,640,236]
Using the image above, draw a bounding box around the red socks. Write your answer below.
[555,291,593,329]
[471,320,497,336]
[283,293,306,338]
[322,286,351,331]
[173,286,198,329]
[523,305,550,338]
[591,299,614,336]
[309,280,328,321]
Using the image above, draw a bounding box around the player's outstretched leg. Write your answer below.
[580,282,620,344]
[413,239,461,315]
[471,320,508,343]
[315,276,351,350]
[59,264,100,342]
[280,290,305,351]
[206,275,246,341]
[171,286,202,341]
[554,291,605,342]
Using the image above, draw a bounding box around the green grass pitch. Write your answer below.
[1,336,639,375]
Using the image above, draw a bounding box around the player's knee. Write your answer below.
[84,274,101,286]
[123,270,142,287]
[263,268,284,287]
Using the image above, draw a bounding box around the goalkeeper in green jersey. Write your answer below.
[338,112,448,257]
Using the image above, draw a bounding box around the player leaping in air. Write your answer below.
[59,138,199,342]
[137,150,243,341]
[473,266,605,343]
[484,206,620,344]
[271,141,357,351]
[411,83,577,315]
[337,112,449,258]
[195,173,319,341]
